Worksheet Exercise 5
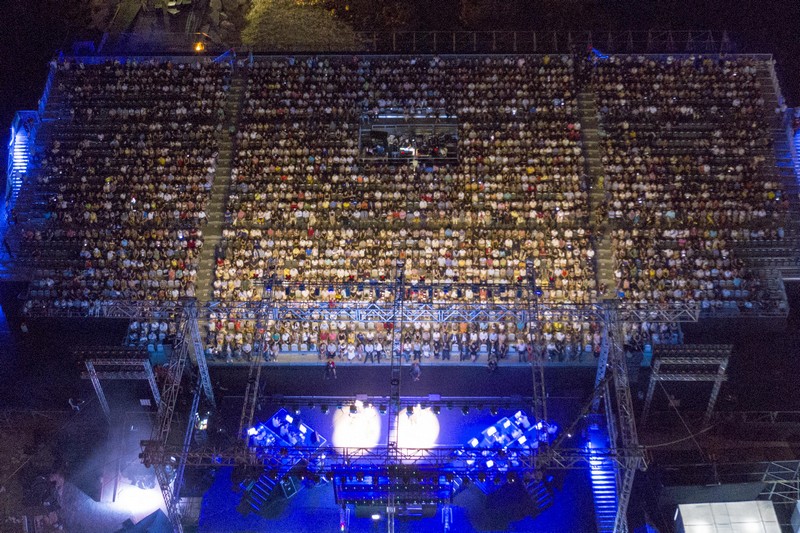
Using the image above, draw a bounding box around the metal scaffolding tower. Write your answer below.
[387,260,406,452]
[526,260,547,424]
[605,311,644,533]
[30,287,699,533]
[386,260,406,533]
[82,357,161,420]
[238,277,274,440]
[641,345,732,426]
[172,375,202,505]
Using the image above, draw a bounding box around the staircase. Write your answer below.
[523,478,554,517]
[241,473,278,515]
[1,82,67,280]
[795,126,800,181]
[8,129,30,208]
[588,456,618,533]
[748,63,800,282]
[578,91,617,300]
[195,67,247,304]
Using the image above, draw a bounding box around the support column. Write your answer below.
[185,300,215,407]
[143,360,161,407]
[154,460,183,533]
[641,360,660,423]
[239,357,263,439]
[605,309,642,533]
[704,358,728,425]
[526,259,546,423]
[614,463,636,533]
[387,260,405,451]
[173,376,202,502]
[85,360,111,420]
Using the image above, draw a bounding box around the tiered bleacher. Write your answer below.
[19,59,231,314]
[9,53,794,365]
[208,55,601,363]
[592,55,789,314]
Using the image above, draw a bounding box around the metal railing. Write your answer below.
[74,29,743,56]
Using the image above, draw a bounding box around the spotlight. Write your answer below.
[320,405,329,414]
[490,406,499,416]
[294,406,301,415]
[432,406,441,415]
[461,406,470,415]
[194,41,205,53]
[379,405,387,415]
[307,402,315,409]
[478,472,486,483]
[350,404,358,414]
[406,406,414,416]
[371,514,381,521]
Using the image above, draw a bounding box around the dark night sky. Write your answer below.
[0,0,799,177]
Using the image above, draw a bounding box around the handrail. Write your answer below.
[37,59,58,117]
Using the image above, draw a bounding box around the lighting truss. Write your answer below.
[81,358,161,419]
[23,286,699,325]
[140,442,643,474]
[47,280,697,533]
[258,395,534,411]
[642,345,732,425]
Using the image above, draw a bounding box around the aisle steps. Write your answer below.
[195,68,247,304]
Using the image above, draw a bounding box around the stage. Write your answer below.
[199,394,596,533]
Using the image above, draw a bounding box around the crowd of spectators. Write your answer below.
[207,55,600,361]
[15,54,791,363]
[126,319,177,351]
[206,312,606,365]
[22,59,230,313]
[592,55,788,312]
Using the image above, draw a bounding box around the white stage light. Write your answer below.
[113,481,165,522]
[332,402,381,450]
[396,405,440,449]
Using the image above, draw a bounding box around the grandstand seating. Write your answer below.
[591,55,792,314]
[7,53,795,364]
[18,59,231,314]
[207,55,599,362]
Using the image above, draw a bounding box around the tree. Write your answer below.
[241,0,361,51]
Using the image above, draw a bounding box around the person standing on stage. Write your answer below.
[410,361,421,381]
[325,360,337,380]
[364,341,375,363]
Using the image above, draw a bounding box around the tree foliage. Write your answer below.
[242,0,361,51]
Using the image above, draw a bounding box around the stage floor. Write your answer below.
[212,364,597,400]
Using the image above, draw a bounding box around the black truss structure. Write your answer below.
[35,284,698,533]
